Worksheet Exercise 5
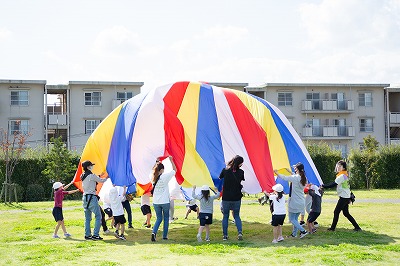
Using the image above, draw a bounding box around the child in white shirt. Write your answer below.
[109,186,127,240]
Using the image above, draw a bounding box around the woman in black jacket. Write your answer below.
[219,155,245,241]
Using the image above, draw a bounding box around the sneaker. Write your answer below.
[128,225,133,229]
[91,235,103,240]
[52,235,60,238]
[311,228,317,234]
[151,233,156,242]
[299,221,305,226]
[314,221,319,227]
[272,239,278,244]
[114,230,119,238]
[327,228,335,231]
[84,235,92,240]
[353,228,362,232]
[205,238,210,242]
[223,235,228,241]
[145,224,151,228]
[277,236,284,242]
[64,233,71,237]
[162,237,168,240]
[197,234,202,242]
[238,233,243,241]
[104,229,111,234]
[231,220,235,224]
[299,231,308,239]
[119,234,126,240]
[286,234,296,238]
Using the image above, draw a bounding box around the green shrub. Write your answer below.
[307,142,342,184]
[374,145,400,189]
[25,184,45,202]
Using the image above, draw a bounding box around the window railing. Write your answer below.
[302,125,355,137]
[390,112,400,123]
[301,99,354,111]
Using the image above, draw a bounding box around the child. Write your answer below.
[307,184,323,234]
[141,192,152,228]
[52,181,79,238]
[265,183,286,243]
[109,186,127,240]
[192,185,221,242]
[184,199,199,219]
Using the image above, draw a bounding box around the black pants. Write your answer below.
[122,200,132,226]
[330,197,360,230]
[99,206,108,231]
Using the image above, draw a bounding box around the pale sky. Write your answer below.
[1,0,400,92]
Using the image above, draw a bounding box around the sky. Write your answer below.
[1,0,400,93]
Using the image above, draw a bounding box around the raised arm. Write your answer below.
[169,156,177,172]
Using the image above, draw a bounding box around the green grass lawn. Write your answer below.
[0,189,399,265]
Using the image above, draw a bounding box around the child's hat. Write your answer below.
[201,185,209,191]
[272,183,284,192]
[310,184,321,196]
[53,182,63,190]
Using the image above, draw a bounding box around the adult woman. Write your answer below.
[219,155,245,241]
[81,160,109,240]
[274,162,308,238]
[322,160,361,231]
[151,156,177,242]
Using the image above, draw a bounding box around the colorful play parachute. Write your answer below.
[73,81,322,195]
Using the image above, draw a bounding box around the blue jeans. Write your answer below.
[122,200,132,226]
[222,200,242,237]
[153,203,170,238]
[83,194,101,237]
[289,212,304,236]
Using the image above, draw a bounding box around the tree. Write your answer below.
[0,127,31,203]
[363,135,379,189]
[42,137,77,199]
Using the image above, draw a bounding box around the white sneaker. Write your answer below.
[300,231,308,239]
[52,235,60,238]
[197,234,202,242]
[272,239,278,244]
[104,230,111,234]
[277,236,284,242]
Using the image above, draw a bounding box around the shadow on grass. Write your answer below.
[63,218,397,250]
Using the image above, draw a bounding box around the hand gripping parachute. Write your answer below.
[73,81,322,195]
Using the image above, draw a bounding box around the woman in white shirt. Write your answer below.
[151,156,177,242]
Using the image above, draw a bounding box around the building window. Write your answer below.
[85,92,101,106]
[278,92,292,106]
[85,120,101,134]
[359,118,373,132]
[11,91,29,106]
[359,92,372,107]
[117,92,133,102]
[9,120,29,135]
[306,92,320,110]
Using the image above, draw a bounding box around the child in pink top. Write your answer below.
[52,181,79,238]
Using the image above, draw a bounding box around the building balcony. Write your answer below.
[301,100,354,113]
[390,139,400,145]
[390,112,400,125]
[302,125,355,139]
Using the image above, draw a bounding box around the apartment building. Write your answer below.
[0,79,46,147]
[246,83,390,156]
[1,79,398,156]
[46,81,144,151]
[386,85,400,145]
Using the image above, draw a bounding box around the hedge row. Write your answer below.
[1,144,400,202]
